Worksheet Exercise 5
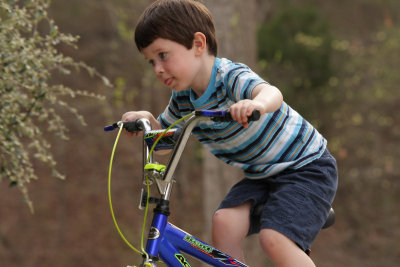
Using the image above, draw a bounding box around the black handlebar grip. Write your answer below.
[123,120,142,133]
[246,110,261,121]
[212,109,261,122]
[104,119,146,133]
[226,109,261,121]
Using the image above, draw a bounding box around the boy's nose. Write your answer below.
[154,62,164,74]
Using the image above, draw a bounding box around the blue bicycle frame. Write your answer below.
[146,213,247,266]
[134,111,250,267]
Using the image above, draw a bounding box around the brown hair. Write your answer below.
[134,0,217,56]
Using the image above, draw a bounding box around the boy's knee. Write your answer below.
[212,209,231,232]
[212,210,231,244]
[259,229,316,266]
[212,205,249,229]
[259,229,293,257]
[212,206,251,240]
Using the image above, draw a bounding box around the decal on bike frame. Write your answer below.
[148,226,160,240]
[183,235,246,266]
[175,253,191,267]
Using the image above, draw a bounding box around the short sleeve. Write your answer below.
[157,91,193,129]
[223,63,268,102]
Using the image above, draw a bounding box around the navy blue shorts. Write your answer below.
[217,149,338,251]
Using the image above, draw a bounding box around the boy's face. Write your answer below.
[142,38,201,92]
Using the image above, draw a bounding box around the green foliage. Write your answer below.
[257,6,334,118]
[258,6,333,84]
[0,0,110,211]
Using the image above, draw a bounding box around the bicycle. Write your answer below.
[105,110,335,267]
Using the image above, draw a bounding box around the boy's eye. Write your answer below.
[159,52,167,60]
[147,52,167,66]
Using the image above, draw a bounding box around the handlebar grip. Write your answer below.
[246,110,261,121]
[224,109,260,122]
[200,109,261,122]
[123,120,142,133]
[104,120,142,133]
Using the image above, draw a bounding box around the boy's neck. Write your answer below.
[190,55,216,98]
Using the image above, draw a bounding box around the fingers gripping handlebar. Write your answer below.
[123,120,144,133]
[104,118,153,133]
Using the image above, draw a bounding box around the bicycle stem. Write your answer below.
[163,114,207,186]
[135,118,154,184]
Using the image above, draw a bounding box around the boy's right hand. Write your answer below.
[121,111,141,136]
[121,111,141,123]
[120,111,161,136]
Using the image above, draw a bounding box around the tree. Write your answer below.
[0,0,110,211]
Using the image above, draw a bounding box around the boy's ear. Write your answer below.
[193,32,207,56]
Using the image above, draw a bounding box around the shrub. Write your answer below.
[0,0,110,211]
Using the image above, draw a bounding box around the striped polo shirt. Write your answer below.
[158,57,327,178]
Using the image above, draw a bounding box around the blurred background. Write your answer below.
[1,0,399,266]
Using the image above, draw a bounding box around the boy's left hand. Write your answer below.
[230,84,284,128]
[229,99,263,128]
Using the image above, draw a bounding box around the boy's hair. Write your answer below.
[135,0,217,56]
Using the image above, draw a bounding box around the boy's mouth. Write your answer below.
[164,77,174,87]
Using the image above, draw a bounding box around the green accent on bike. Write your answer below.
[175,253,191,267]
[108,125,153,261]
[144,132,158,139]
[184,235,213,254]
[108,125,143,255]
[144,163,166,173]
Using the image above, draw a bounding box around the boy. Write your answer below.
[122,0,338,266]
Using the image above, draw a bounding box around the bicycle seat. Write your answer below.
[322,207,335,229]
[253,205,335,230]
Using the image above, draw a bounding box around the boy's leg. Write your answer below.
[259,229,316,267]
[212,201,252,263]
[257,150,337,266]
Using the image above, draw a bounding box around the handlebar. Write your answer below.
[104,109,261,133]
[105,109,261,199]
[104,120,143,133]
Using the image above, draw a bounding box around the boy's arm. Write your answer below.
[229,83,283,128]
[252,83,283,114]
